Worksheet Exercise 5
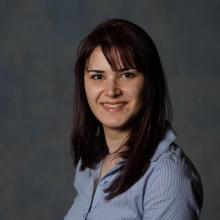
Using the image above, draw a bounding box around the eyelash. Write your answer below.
[121,72,136,78]
[91,74,103,80]
[90,72,136,80]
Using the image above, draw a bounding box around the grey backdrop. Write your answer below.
[0,0,219,219]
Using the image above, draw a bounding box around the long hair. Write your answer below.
[71,18,172,200]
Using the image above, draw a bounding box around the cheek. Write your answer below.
[130,83,145,102]
[85,91,94,107]
[84,84,100,105]
[84,85,93,107]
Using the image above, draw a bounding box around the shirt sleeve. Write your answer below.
[64,159,86,220]
[143,155,203,220]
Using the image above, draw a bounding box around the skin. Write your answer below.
[84,47,145,156]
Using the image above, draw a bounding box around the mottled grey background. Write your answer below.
[0,0,219,219]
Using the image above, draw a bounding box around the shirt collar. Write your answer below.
[90,126,176,175]
[90,160,103,178]
[150,127,176,162]
[90,157,125,178]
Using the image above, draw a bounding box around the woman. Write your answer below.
[65,19,203,220]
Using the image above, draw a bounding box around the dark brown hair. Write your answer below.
[71,18,172,200]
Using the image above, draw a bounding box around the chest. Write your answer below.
[73,167,148,220]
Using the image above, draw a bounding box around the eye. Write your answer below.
[91,74,103,80]
[121,72,136,78]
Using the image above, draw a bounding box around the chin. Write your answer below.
[102,121,122,128]
[101,120,130,131]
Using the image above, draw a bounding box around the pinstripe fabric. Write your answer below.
[64,128,203,220]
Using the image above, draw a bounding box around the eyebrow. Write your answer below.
[86,68,135,73]
[87,69,104,73]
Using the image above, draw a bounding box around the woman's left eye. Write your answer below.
[121,72,135,78]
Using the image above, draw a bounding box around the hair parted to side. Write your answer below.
[71,18,172,200]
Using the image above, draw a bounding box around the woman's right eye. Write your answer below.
[91,74,103,80]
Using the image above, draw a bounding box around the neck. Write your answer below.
[103,126,130,154]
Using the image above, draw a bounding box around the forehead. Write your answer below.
[86,47,109,69]
[86,46,135,71]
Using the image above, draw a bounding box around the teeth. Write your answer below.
[103,103,124,109]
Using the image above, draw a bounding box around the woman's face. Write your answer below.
[84,47,145,131]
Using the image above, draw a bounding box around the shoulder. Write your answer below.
[148,142,203,199]
[143,143,203,219]
[147,127,203,201]
[151,142,201,178]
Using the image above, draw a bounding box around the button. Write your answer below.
[103,180,108,184]
[100,179,110,186]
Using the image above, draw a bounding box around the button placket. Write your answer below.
[86,160,124,215]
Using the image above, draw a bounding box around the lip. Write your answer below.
[101,102,127,112]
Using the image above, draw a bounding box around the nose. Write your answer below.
[105,79,122,98]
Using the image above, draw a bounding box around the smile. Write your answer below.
[102,102,127,112]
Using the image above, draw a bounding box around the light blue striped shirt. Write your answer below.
[64,128,203,220]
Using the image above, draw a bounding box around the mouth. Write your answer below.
[101,102,127,112]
